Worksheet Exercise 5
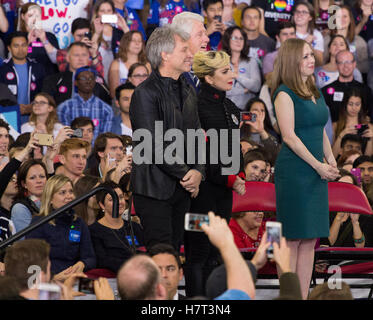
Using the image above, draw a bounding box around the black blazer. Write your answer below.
[129,69,205,200]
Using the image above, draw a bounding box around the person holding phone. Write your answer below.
[271,38,340,299]
[91,0,129,82]
[203,0,225,50]
[240,98,280,165]
[18,3,60,76]
[332,87,373,158]
[183,50,246,297]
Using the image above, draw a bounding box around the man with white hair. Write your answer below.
[172,12,209,92]
[130,26,205,251]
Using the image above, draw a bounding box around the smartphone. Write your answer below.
[213,15,222,22]
[184,213,209,232]
[38,283,61,300]
[355,124,369,136]
[34,20,43,29]
[72,128,83,138]
[266,221,282,259]
[34,133,53,146]
[78,277,96,294]
[350,168,361,185]
[101,14,118,24]
[84,31,92,40]
[126,145,133,156]
[240,112,257,122]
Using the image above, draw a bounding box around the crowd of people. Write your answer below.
[1,0,373,301]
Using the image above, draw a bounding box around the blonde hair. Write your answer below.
[39,175,75,225]
[270,38,320,101]
[59,138,90,156]
[193,51,230,80]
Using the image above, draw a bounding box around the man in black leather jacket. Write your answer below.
[130,26,205,250]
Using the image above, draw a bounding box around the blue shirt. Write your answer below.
[57,94,114,142]
[13,63,28,104]
[215,289,251,300]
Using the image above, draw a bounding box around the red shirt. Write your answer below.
[229,218,266,249]
[229,218,277,274]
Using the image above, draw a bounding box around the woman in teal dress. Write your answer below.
[270,38,340,299]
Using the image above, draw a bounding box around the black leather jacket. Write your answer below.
[129,69,205,200]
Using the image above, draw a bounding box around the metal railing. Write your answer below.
[0,186,119,251]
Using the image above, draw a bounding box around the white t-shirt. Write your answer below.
[21,122,64,138]
[120,123,133,137]
[296,29,324,52]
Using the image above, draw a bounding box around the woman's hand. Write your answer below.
[339,125,357,139]
[350,213,360,224]
[305,34,316,45]
[232,176,246,195]
[362,127,373,139]
[315,162,340,181]
[245,111,266,136]
[335,212,349,223]
[27,29,38,43]
[116,13,129,33]
[93,17,104,36]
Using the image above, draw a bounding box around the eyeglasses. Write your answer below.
[131,74,148,79]
[336,60,354,65]
[32,101,49,106]
[294,10,310,15]
[231,36,244,41]
[77,76,95,82]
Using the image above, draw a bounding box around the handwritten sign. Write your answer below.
[22,0,90,49]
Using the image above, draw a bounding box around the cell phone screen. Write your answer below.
[266,225,281,257]
[185,213,209,232]
[78,278,95,294]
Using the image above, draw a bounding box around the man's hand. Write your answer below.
[94,277,115,300]
[180,169,202,192]
[62,272,88,299]
[206,19,224,35]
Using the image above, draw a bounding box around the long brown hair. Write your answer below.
[18,2,41,32]
[117,31,147,64]
[313,0,334,14]
[334,87,367,139]
[29,93,59,135]
[331,5,356,43]
[270,38,320,101]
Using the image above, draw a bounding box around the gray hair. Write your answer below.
[146,25,190,70]
[171,12,204,35]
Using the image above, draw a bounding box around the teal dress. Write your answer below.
[273,84,329,239]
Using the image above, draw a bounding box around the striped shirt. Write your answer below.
[57,94,114,141]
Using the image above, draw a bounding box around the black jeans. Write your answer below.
[133,183,190,251]
[184,181,232,297]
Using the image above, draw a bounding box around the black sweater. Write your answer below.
[197,82,244,187]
